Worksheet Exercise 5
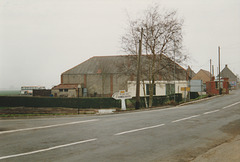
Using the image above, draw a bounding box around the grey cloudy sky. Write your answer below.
[0,0,239,90]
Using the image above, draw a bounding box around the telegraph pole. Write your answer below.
[218,46,221,95]
[209,59,212,94]
[135,28,143,109]
[212,65,214,76]
[173,42,176,102]
[210,59,212,81]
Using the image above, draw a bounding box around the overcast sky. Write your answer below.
[0,0,239,90]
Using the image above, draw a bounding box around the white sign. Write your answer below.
[190,80,203,92]
[112,90,132,110]
[112,90,132,100]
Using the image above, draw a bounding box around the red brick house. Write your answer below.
[206,77,229,95]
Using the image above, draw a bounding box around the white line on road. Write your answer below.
[171,115,200,123]
[222,101,240,109]
[0,138,97,160]
[203,110,220,115]
[0,119,99,135]
[115,124,165,136]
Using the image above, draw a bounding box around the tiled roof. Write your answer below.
[192,69,211,83]
[63,55,128,75]
[62,54,187,77]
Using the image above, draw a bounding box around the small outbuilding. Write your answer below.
[206,77,229,95]
[51,84,80,97]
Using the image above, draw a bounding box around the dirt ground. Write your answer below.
[192,135,240,162]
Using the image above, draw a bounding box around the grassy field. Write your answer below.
[0,90,20,96]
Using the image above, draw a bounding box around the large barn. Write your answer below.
[52,54,191,97]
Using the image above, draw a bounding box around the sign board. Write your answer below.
[112,90,132,110]
[190,80,203,92]
[112,90,132,100]
[181,87,190,92]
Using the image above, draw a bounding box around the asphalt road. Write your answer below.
[0,90,240,162]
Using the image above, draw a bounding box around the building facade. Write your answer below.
[218,64,238,90]
[128,80,189,98]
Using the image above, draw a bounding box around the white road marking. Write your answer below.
[203,110,220,115]
[0,119,99,135]
[0,138,97,160]
[222,101,240,109]
[115,124,165,136]
[171,115,200,123]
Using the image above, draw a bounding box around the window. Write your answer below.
[59,89,63,92]
[215,82,223,89]
[64,89,68,92]
[166,84,175,95]
[215,82,218,89]
[146,84,156,95]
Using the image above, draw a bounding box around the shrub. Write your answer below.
[128,93,182,108]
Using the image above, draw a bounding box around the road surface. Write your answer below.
[0,90,240,162]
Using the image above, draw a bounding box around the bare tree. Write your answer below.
[122,5,187,107]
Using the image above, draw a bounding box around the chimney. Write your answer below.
[211,76,215,81]
[225,64,228,68]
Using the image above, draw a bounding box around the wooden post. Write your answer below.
[218,46,221,95]
[135,28,143,109]
[210,59,212,81]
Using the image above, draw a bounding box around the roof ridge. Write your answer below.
[92,55,129,58]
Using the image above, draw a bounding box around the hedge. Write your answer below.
[129,93,182,108]
[0,96,120,109]
[0,93,182,109]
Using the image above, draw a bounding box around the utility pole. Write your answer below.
[135,28,143,109]
[218,46,221,95]
[209,59,212,94]
[210,59,212,81]
[212,65,214,76]
[173,41,176,102]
